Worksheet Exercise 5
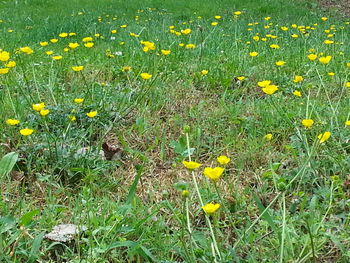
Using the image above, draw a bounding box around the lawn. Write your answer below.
[1,0,350,262]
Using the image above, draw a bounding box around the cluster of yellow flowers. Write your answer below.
[182,155,231,215]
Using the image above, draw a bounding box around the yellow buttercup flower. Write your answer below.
[302,119,314,128]
[307,54,317,61]
[217,155,230,165]
[19,47,34,54]
[275,60,285,66]
[52,55,62,60]
[6,61,16,68]
[345,120,350,126]
[82,37,93,42]
[20,128,34,136]
[0,51,10,62]
[203,167,224,181]
[40,109,50,116]
[122,66,132,72]
[69,42,79,49]
[161,49,171,56]
[6,119,20,126]
[86,111,97,118]
[211,22,218,26]
[0,68,9,74]
[46,51,54,55]
[74,98,84,104]
[84,42,94,48]
[72,66,84,72]
[262,85,278,95]
[319,56,332,65]
[270,44,280,49]
[202,203,220,215]
[264,133,273,141]
[40,41,49,47]
[293,90,302,97]
[185,44,196,49]
[318,131,331,143]
[293,75,303,83]
[182,160,202,170]
[32,102,46,112]
[140,73,152,80]
[345,82,350,88]
[59,32,68,38]
[249,51,258,57]
[257,80,271,88]
[201,70,208,75]
[181,28,191,35]
[50,39,58,43]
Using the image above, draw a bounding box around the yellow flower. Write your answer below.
[257,80,271,88]
[181,28,191,35]
[40,41,49,47]
[214,15,221,19]
[307,54,317,61]
[120,24,127,28]
[40,109,50,116]
[20,128,34,136]
[74,98,84,104]
[111,29,117,34]
[182,160,202,170]
[46,51,54,55]
[217,155,230,165]
[52,55,62,60]
[324,39,334,45]
[293,90,302,97]
[302,119,314,128]
[321,17,328,21]
[202,203,220,215]
[82,37,93,42]
[69,115,76,122]
[319,56,332,64]
[293,75,303,83]
[185,44,196,49]
[345,120,350,126]
[270,44,280,49]
[161,49,171,56]
[345,82,350,88]
[237,76,245,81]
[249,51,258,57]
[140,73,152,80]
[262,85,278,95]
[6,119,20,126]
[19,47,34,54]
[0,51,10,61]
[201,70,208,75]
[0,68,9,74]
[86,111,97,118]
[59,32,68,38]
[203,167,224,181]
[275,60,285,66]
[6,61,16,68]
[69,42,79,49]
[291,34,299,38]
[318,131,331,143]
[84,42,94,48]
[211,22,218,26]
[264,133,273,141]
[50,39,58,43]
[122,66,132,72]
[72,66,84,72]
[32,102,46,112]
[234,11,242,15]
[347,62,350,68]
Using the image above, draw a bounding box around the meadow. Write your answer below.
[0,0,350,262]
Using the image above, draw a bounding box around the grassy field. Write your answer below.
[1,0,350,262]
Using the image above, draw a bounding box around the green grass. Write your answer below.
[1,0,350,262]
